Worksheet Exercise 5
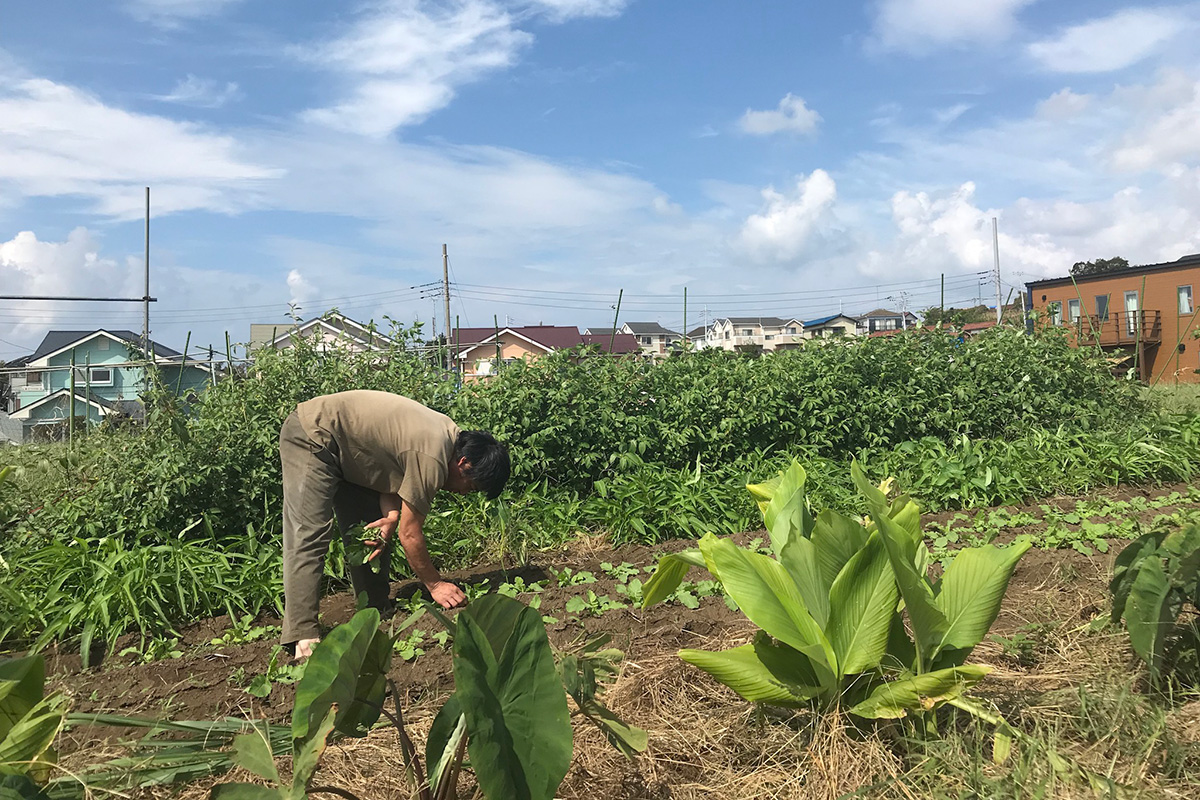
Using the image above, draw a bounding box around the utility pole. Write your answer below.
[992,217,1002,325]
[442,244,452,370]
[144,187,151,356]
[682,287,687,349]
[940,273,945,317]
[608,289,624,353]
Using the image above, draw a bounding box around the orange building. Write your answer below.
[1025,253,1200,384]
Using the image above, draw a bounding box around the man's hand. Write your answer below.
[295,637,320,661]
[428,580,467,609]
[363,511,399,562]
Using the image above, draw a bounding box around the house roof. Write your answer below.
[623,322,681,336]
[257,312,394,350]
[720,316,798,327]
[583,327,616,337]
[9,388,115,420]
[24,330,182,364]
[1024,253,1200,289]
[803,314,857,327]
[686,325,709,338]
[582,333,640,353]
[454,326,640,357]
[859,309,917,319]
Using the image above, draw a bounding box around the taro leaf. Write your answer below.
[934,539,1031,661]
[1165,525,1200,599]
[826,533,899,678]
[230,728,280,785]
[426,694,465,794]
[454,595,572,800]
[641,549,707,609]
[848,665,991,719]
[290,708,337,797]
[211,785,281,800]
[706,537,835,680]
[0,774,50,800]
[0,694,65,782]
[810,510,870,593]
[679,644,816,707]
[1125,557,1177,685]
[463,594,523,658]
[1110,532,1167,624]
[874,511,947,666]
[291,608,382,740]
[760,461,814,556]
[574,697,647,757]
[0,657,45,741]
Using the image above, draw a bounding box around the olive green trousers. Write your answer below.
[279,411,391,645]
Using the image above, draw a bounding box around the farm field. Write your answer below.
[6,328,1200,800]
[48,481,1200,800]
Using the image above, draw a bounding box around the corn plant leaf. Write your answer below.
[426,698,466,796]
[212,784,283,800]
[706,537,834,679]
[679,644,817,707]
[291,608,382,740]
[935,540,1031,657]
[873,511,947,666]
[826,533,899,677]
[230,728,280,785]
[0,657,45,741]
[0,694,64,780]
[1125,556,1176,685]
[290,708,336,796]
[848,665,991,719]
[454,595,572,800]
[640,549,706,609]
[810,510,870,593]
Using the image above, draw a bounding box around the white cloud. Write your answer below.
[156,75,242,108]
[739,94,822,136]
[125,0,243,27]
[739,170,840,261]
[869,0,1033,54]
[1108,70,1200,171]
[298,0,532,137]
[0,75,279,218]
[1036,88,1092,120]
[1028,9,1189,73]
[286,269,319,310]
[522,0,628,21]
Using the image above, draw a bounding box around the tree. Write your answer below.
[1070,257,1129,277]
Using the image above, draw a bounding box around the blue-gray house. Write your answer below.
[6,330,211,438]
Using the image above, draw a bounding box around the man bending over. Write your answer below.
[278,390,509,659]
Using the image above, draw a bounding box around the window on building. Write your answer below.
[97,338,110,351]
[830,326,845,336]
[1124,290,1139,335]
[1180,285,1194,314]
[724,331,730,340]
[1067,298,1081,323]
[1047,301,1062,325]
[878,318,899,331]
[764,334,775,340]
[786,326,797,334]
[1095,294,1110,319]
[641,336,652,345]
[741,328,754,336]
[25,371,42,388]
[86,368,113,385]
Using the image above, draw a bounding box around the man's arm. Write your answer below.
[386,496,466,609]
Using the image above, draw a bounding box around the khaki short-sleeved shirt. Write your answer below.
[295,391,460,516]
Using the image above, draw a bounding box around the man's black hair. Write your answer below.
[453,430,510,499]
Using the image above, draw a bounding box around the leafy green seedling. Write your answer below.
[599,562,639,583]
[245,646,305,698]
[564,591,626,617]
[554,568,597,587]
[497,576,544,597]
[211,614,278,646]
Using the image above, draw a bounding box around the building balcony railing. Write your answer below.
[733,335,763,347]
[1075,310,1161,346]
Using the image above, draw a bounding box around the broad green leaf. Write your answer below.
[761,461,814,556]
[810,510,870,591]
[641,549,706,609]
[746,473,783,516]
[707,537,834,678]
[231,728,280,784]
[848,665,990,719]
[0,657,45,741]
[291,608,381,740]
[454,596,572,800]
[211,784,282,800]
[290,708,336,796]
[426,701,466,796]
[679,644,816,707]
[751,631,824,690]
[851,461,886,509]
[936,540,1031,657]
[826,534,898,677]
[887,495,922,544]
[1110,533,1168,624]
[778,536,829,627]
[874,511,947,667]
[0,695,64,780]
[1125,557,1176,684]
[574,697,648,757]
[0,774,50,800]
[463,593,523,658]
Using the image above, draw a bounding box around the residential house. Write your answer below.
[685,324,713,348]
[856,309,919,334]
[452,325,639,378]
[801,314,860,339]
[1026,253,1200,383]
[707,317,804,352]
[249,311,393,353]
[6,330,212,439]
[619,322,683,357]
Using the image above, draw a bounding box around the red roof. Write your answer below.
[582,332,640,354]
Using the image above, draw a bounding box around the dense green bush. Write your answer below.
[0,324,1190,653]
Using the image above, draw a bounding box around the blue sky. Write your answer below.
[2,0,1199,357]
